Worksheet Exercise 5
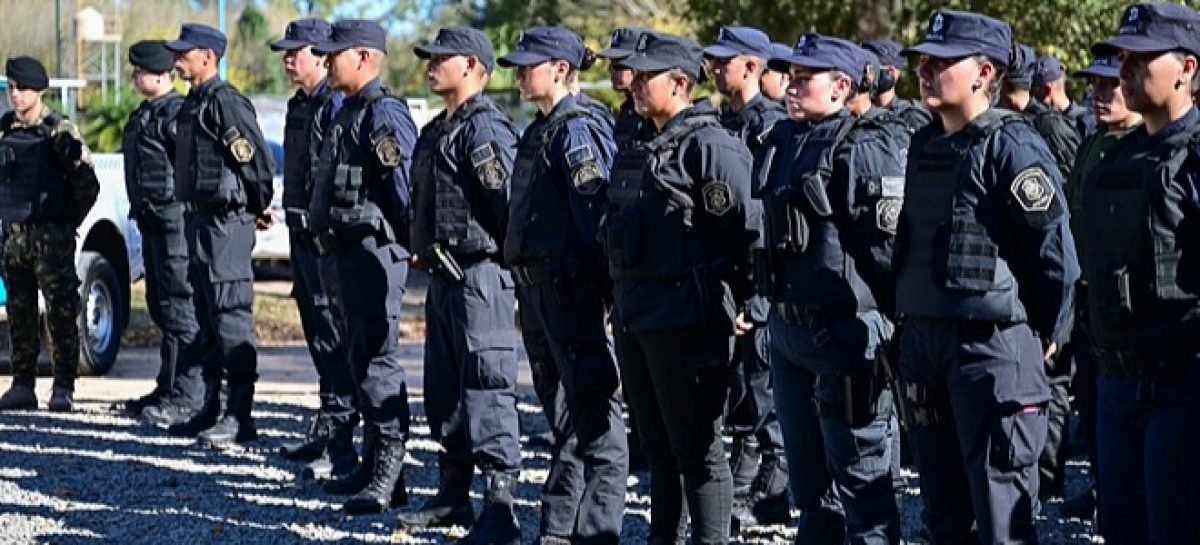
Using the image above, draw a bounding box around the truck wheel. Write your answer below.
[77,251,123,376]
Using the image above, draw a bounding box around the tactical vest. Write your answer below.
[175,81,247,207]
[605,112,725,280]
[282,84,335,210]
[759,113,879,311]
[0,112,73,224]
[613,98,644,152]
[123,93,183,205]
[725,97,784,153]
[502,104,593,265]
[1082,121,1200,349]
[895,110,1028,322]
[312,86,404,239]
[410,96,510,255]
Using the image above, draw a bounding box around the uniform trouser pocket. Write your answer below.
[989,407,1047,470]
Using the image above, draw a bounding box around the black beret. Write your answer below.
[129,40,175,73]
[5,56,49,91]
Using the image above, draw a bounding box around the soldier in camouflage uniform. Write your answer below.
[0,57,100,412]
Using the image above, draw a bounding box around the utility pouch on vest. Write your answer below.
[801,171,833,218]
[814,371,882,429]
[330,164,364,224]
[605,207,642,269]
[764,187,808,252]
[945,218,998,292]
[429,242,465,283]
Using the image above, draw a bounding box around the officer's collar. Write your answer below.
[190,75,224,96]
[346,77,385,103]
[6,104,53,130]
[150,89,180,105]
[449,91,487,120]
[535,93,580,122]
[654,100,718,135]
[1143,106,1200,147]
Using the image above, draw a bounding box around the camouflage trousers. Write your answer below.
[4,223,81,390]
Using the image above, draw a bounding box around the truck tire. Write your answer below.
[76,251,124,376]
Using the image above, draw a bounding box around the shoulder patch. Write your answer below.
[375,135,402,167]
[565,144,594,169]
[702,181,733,216]
[470,142,507,190]
[876,198,902,234]
[1010,167,1054,212]
[230,137,254,164]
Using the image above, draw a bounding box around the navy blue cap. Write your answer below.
[767,42,792,72]
[1032,55,1066,86]
[703,26,772,59]
[129,40,175,73]
[861,39,904,67]
[615,32,706,80]
[599,27,651,60]
[5,56,48,91]
[1073,53,1121,79]
[902,10,1012,67]
[498,27,586,68]
[1006,43,1037,88]
[414,27,495,71]
[312,20,388,55]
[768,33,872,86]
[166,23,228,58]
[270,18,332,51]
[1093,3,1200,57]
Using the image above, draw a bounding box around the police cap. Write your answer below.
[414,27,495,72]
[4,56,49,91]
[902,10,1012,68]
[615,32,705,81]
[128,40,175,73]
[165,23,228,58]
[703,26,772,60]
[1073,53,1121,79]
[1093,3,1200,57]
[769,33,872,86]
[599,27,651,60]
[861,39,905,67]
[498,27,586,69]
[313,20,388,55]
[270,18,332,52]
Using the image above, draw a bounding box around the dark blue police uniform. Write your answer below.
[896,12,1078,544]
[121,41,205,419]
[165,25,276,446]
[860,39,932,134]
[269,19,359,478]
[398,26,522,534]
[598,27,651,152]
[703,24,792,526]
[1083,6,1200,543]
[500,27,628,545]
[310,21,415,515]
[609,33,761,545]
[757,34,903,544]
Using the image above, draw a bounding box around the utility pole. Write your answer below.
[218,0,227,80]
[55,0,62,76]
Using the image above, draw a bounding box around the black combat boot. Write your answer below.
[303,412,360,481]
[198,382,257,447]
[395,462,475,529]
[280,412,330,461]
[342,433,408,515]
[324,426,377,495]
[167,380,224,437]
[730,434,761,498]
[0,383,37,411]
[732,454,791,531]
[459,470,520,545]
[121,387,165,416]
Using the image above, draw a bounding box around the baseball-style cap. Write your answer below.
[1033,55,1067,87]
[615,32,705,81]
[768,33,871,86]
[702,26,772,59]
[599,27,651,60]
[861,39,904,67]
[767,43,792,72]
[312,20,388,55]
[1093,3,1200,57]
[902,10,1012,67]
[498,27,586,68]
[1006,43,1037,89]
[1073,53,1121,79]
[270,18,332,51]
[4,57,49,91]
[128,40,175,73]
[165,23,228,58]
[414,27,495,72]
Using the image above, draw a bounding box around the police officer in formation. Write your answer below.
[1082,4,1200,543]
[598,27,650,152]
[1001,43,1082,180]
[608,32,760,545]
[760,43,793,105]
[269,19,358,481]
[896,10,1079,543]
[860,39,932,133]
[308,20,416,516]
[1061,49,1143,521]
[1033,55,1095,138]
[500,26,627,545]
[757,34,904,544]
[164,24,275,447]
[120,41,205,425]
[398,27,523,541]
[701,25,790,528]
[0,57,99,412]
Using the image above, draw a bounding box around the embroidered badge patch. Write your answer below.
[702,181,733,216]
[1010,167,1054,212]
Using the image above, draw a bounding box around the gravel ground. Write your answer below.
[0,387,1102,544]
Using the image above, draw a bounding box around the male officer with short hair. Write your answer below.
[164,24,276,446]
[0,56,99,412]
[310,19,417,516]
[860,39,931,132]
[598,27,651,152]
[269,18,358,481]
[397,26,523,537]
[1033,54,1094,137]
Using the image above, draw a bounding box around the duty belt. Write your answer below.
[184,202,241,215]
[773,301,825,327]
[511,261,572,286]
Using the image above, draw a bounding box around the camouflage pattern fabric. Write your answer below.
[3,223,80,389]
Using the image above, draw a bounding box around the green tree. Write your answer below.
[80,90,141,153]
